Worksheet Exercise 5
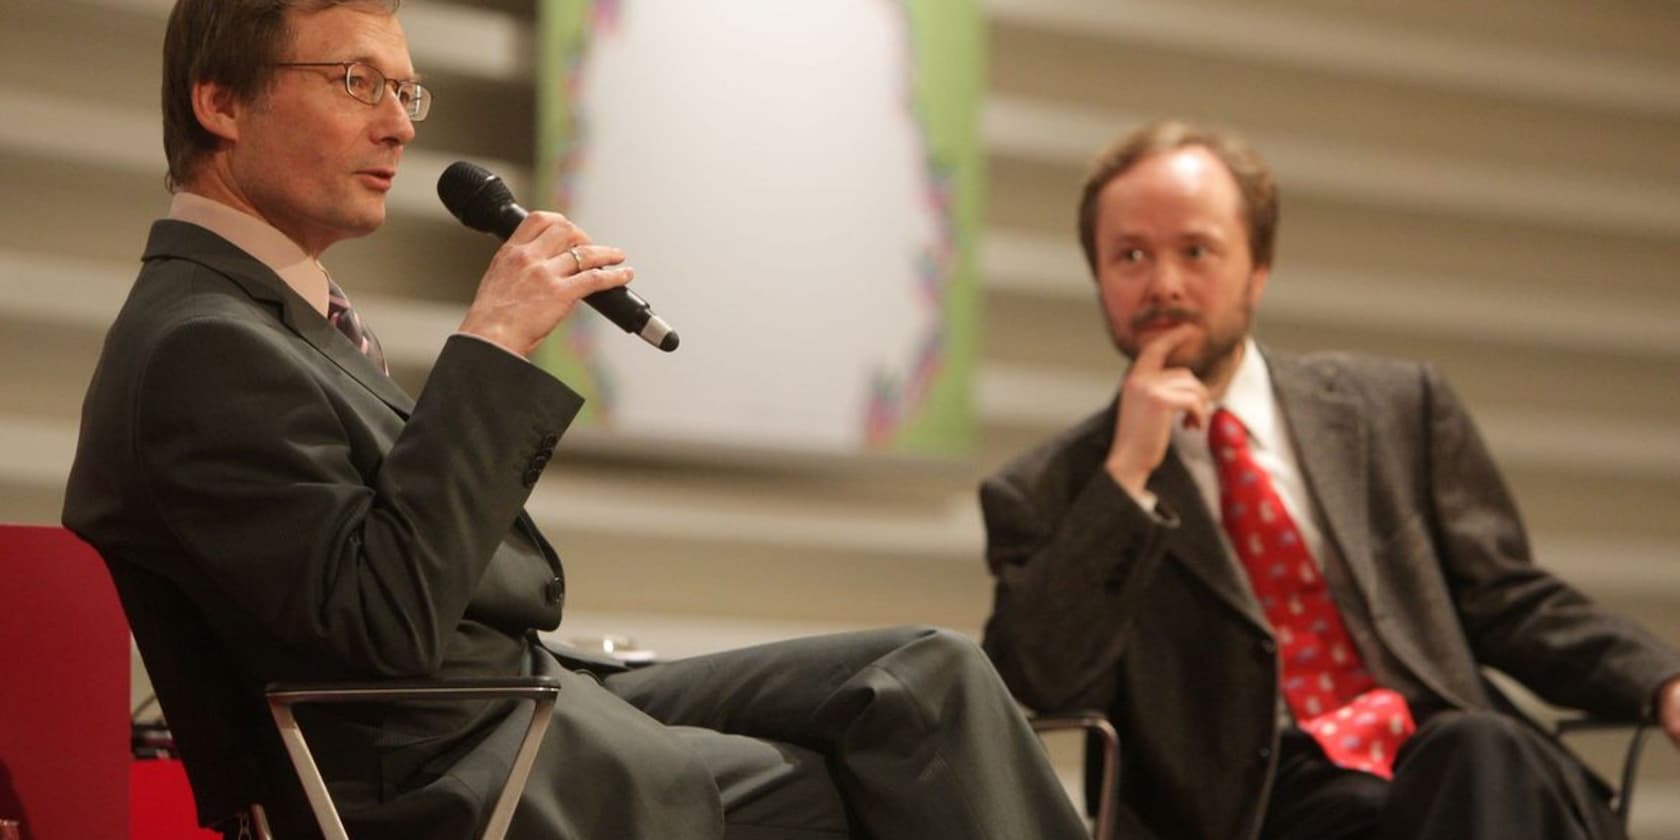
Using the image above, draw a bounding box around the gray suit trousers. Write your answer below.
[506,625,1087,839]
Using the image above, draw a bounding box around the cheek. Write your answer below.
[1095,283,1129,326]
[1096,275,1136,310]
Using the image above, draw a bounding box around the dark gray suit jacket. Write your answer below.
[65,220,585,835]
[981,349,1680,840]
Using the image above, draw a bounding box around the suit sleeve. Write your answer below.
[134,318,582,678]
[1422,365,1680,719]
[979,447,1177,712]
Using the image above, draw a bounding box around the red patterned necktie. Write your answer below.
[326,279,388,375]
[1209,408,1414,779]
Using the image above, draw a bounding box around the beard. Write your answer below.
[1111,301,1252,385]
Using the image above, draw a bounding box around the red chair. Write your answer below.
[132,756,219,840]
[0,524,129,839]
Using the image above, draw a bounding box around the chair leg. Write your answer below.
[250,804,275,840]
[1088,717,1120,840]
[270,703,350,840]
[1029,712,1121,840]
[481,693,558,839]
[1615,722,1652,829]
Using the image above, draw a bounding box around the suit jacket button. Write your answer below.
[544,577,565,605]
[540,432,560,449]
[1259,639,1277,655]
[522,467,543,488]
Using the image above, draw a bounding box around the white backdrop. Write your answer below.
[543,0,963,454]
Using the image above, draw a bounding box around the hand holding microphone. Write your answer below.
[439,161,679,354]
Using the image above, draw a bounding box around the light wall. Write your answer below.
[3,0,1677,832]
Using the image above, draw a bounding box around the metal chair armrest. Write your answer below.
[264,676,562,840]
[267,675,563,704]
[1554,714,1655,829]
[1029,711,1120,840]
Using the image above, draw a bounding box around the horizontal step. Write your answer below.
[979,362,1680,483]
[2,248,1672,480]
[985,0,1679,118]
[984,229,1679,359]
[7,80,1679,239]
[0,86,529,225]
[74,0,1680,119]
[69,0,530,82]
[6,410,1676,600]
[6,207,1675,368]
[0,411,978,564]
[983,98,1680,238]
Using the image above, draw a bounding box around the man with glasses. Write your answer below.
[63,1,1088,838]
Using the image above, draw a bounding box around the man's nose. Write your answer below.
[1142,258,1185,303]
[376,94,416,146]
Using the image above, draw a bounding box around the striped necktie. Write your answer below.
[326,279,388,375]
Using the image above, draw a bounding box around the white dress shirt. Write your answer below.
[168,191,333,317]
[1169,338,1330,570]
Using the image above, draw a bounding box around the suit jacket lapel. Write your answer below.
[1085,394,1270,632]
[1267,354,1376,606]
[289,302,416,419]
[1148,448,1271,633]
[144,220,416,417]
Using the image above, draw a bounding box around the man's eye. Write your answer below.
[346,69,375,92]
[1118,248,1145,264]
[1185,243,1208,259]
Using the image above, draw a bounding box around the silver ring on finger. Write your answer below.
[568,246,585,275]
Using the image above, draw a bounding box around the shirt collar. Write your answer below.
[1217,337,1281,453]
[167,191,332,317]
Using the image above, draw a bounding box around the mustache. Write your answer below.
[1130,307,1201,331]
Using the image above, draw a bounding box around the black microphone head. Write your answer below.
[437,161,517,235]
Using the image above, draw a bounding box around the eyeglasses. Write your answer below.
[274,61,432,122]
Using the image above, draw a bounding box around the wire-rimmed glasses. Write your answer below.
[274,61,431,121]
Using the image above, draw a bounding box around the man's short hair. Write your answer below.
[1075,119,1279,274]
[161,0,402,191]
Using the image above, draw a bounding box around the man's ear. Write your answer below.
[1246,263,1271,309]
[190,79,242,144]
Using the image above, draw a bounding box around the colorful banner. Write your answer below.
[536,0,981,456]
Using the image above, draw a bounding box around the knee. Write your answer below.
[864,626,1001,699]
[1407,709,1533,763]
[900,626,990,669]
[875,625,980,656]
[1390,709,1592,829]
[1424,710,1526,745]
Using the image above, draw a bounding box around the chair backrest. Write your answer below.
[0,524,129,839]
[100,552,321,837]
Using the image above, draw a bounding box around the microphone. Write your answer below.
[437,161,679,352]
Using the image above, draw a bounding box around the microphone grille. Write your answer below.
[437,160,515,233]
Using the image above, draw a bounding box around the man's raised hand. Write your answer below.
[458,211,632,357]
[1105,325,1210,499]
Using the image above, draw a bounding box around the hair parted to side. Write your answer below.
[161,0,402,192]
[1076,118,1279,275]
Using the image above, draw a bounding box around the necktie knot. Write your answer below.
[1209,408,1257,488]
[1209,407,1247,452]
[325,279,388,375]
